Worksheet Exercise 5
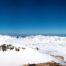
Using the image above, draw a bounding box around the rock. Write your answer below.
[7,44,14,50]
[1,44,7,52]
[15,47,20,51]
[22,62,62,66]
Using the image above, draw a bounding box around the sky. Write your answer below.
[0,0,66,35]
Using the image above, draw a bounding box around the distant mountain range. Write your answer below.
[0,33,66,37]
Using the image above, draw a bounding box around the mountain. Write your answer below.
[0,44,54,66]
[0,34,66,66]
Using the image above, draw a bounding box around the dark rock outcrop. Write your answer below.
[23,62,62,66]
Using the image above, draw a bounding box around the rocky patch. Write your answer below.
[0,44,26,52]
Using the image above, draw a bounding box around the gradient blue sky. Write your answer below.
[0,0,66,34]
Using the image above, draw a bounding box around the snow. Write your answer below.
[0,46,53,66]
[0,34,66,65]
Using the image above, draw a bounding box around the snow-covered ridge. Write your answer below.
[0,34,66,45]
[0,34,66,65]
[0,44,53,66]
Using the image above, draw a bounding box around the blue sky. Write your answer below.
[0,0,66,34]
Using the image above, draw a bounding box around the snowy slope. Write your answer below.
[0,35,66,65]
[0,45,53,66]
